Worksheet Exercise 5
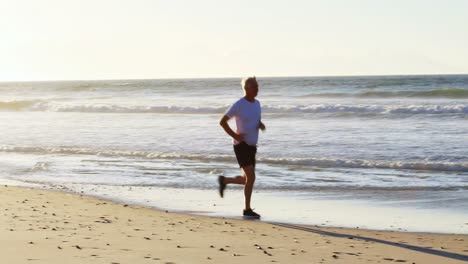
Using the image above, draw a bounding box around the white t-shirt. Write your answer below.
[225,97,261,146]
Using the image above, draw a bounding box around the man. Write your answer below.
[218,76,265,219]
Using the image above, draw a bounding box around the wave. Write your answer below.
[0,100,466,115]
[12,178,468,192]
[0,100,224,114]
[302,88,468,98]
[1,146,467,173]
[262,104,468,115]
[260,157,468,173]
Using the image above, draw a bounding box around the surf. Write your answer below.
[0,100,466,116]
[300,88,468,98]
[1,145,467,173]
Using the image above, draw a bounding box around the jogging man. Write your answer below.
[218,76,265,219]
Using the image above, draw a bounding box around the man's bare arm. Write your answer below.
[219,115,243,142]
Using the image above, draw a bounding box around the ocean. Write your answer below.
[1,75,467,233]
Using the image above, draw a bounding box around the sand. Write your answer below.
[1,185,467,264]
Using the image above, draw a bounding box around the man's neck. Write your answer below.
[243,96,255,102]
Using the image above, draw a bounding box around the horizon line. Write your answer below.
[1,72,468,83]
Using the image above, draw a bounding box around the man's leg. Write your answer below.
[220,166,255,209]
[223,175,245,185]
[218,174,245,198]
[241,165,255,210]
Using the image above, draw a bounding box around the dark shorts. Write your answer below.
[233,142,257,168]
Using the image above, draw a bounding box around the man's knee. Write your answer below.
[235,176,246,184]
[246,176,255,185]
[242,165,255,174]
[242,165,256,183]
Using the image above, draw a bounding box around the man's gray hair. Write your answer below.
[241,76,257,90]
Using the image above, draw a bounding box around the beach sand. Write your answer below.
[1,185,467,264]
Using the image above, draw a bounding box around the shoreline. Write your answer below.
[2,178,467,235]
[1,184,467,263]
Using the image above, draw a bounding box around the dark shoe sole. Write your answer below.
[243,215,261,220]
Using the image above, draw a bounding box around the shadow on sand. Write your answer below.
[271,222,468,262]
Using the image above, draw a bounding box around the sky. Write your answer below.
[1,0,467,81]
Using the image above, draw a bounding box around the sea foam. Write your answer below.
[1,145,467,173]
[0,100,466,115]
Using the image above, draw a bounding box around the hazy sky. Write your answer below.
[1,0,467,81]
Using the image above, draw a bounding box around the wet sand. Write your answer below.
[1,185,467,264]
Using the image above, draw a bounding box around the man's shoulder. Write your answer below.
[232,97,245,106]
[231,98,260,107]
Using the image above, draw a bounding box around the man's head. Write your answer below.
[241,76,259,98]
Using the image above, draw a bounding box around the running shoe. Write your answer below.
[218,175,226,198]
[243,208,261,219]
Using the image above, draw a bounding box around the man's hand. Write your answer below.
[234,133,245,143]
[220,115,245,142]
[259,121,266,131]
